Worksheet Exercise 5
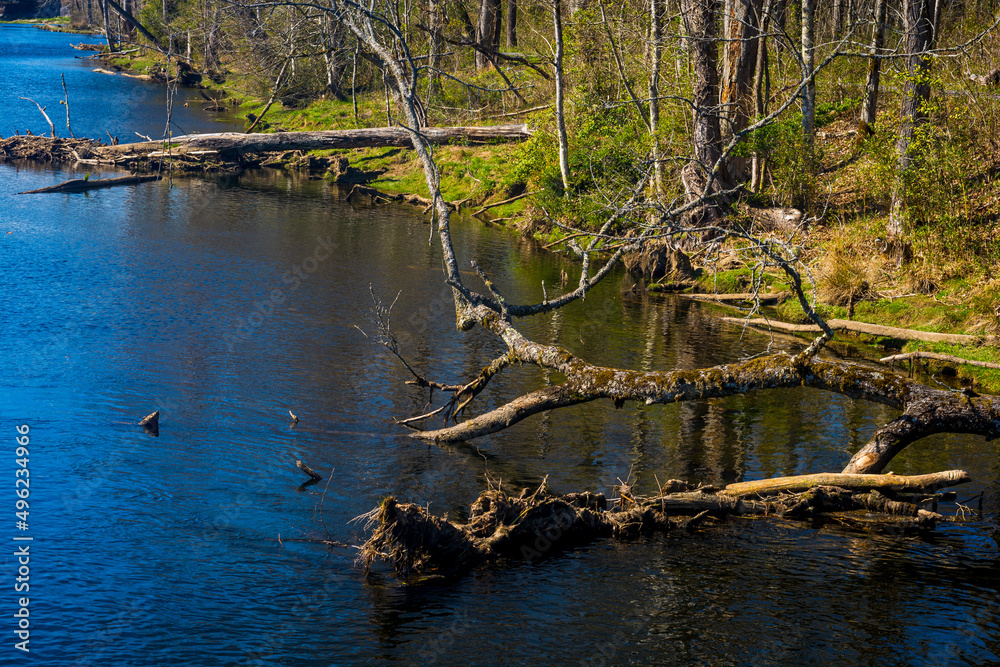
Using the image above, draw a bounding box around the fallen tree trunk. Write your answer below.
[17,174,159,194]
[343,184,464,211]
[406,304,1000,476]
[721,316,991,346]
[359,474,965,577]
[721,470,970,497]
[96,125,533,160]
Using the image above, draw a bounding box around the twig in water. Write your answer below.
[317,468,336,542]
[296,460,323,481]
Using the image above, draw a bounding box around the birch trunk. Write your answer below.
[554,0,572,194]
[857,0,888,139]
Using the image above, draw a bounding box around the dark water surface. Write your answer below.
[1,25,999,666]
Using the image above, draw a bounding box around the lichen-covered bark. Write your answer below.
[416,307,1000,475]
[844,390,1000,473]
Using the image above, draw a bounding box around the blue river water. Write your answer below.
[0,24,998,666]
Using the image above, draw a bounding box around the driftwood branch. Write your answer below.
[681,291,790,304]
[296,460,323,481]
[721,470,970,497]
[471,189,540,216]
[400,304,1000,476]
[245,57,290,134]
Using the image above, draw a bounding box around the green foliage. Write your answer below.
[899,93,979,226]
[815,97,860,128]
[742,117,819,208]
[503,134,554,191]
[856,125,898,206]
[697,267,786,294]
[135,0,169,44]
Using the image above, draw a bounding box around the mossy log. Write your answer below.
[412,304,1000,476]
[359,474,967,578]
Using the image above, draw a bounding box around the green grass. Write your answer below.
[1,17,70,24]
[696,267,786,295]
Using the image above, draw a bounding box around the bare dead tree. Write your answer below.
[887,0,938,244]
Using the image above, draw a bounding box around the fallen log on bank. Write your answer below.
[680,291,790,304]
[359,472,970,577]
[17,174,159,194]
[95,125,534,161]
[721,316,992,346]
[880,351,1000,371]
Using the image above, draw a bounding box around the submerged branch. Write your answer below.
[360,473,969,577]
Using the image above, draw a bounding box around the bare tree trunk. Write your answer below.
[833,0,845,37]
[801,0,815,166]
[720,0,763,181]
[99,0,117,51]
[684,0,723,172]
[428,0,443,98]
[650,0,663,195]
[887,0,937,240]
[507,0,517,47]
[857,0,888,139]
[772,0,785,45]
[681,0,729,223]
[750,0,773,191]
[554,0,572,194]
[476,0,501,70]
[352,44,359,126]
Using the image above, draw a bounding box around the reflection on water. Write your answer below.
[1,24,998,667]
